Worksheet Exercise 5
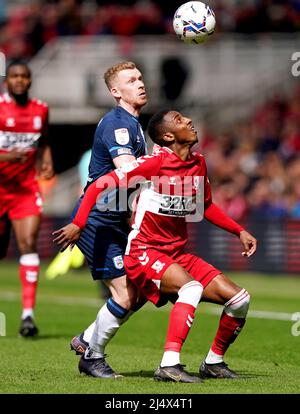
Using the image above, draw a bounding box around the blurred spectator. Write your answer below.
[2,1,300,62]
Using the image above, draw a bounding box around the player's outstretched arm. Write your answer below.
[204,202,257,257]
[53,153,164,250]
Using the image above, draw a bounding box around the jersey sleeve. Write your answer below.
[72,152,165,229]
[101,121,135,159]
[39,105,50,146]
[202,158,212,208]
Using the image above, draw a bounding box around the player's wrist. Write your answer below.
[237,227,246,236]
[72,219,84,230]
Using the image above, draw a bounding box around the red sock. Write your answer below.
[164,302,196,353]
[19,254,40,310]
[211,311,246,356]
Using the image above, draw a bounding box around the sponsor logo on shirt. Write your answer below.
[0,131,41,150]
[158,194,194,216]
[114,128,130,145]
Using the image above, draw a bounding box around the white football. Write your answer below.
[173,1,216,44]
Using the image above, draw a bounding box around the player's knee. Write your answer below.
[111,287,137,310]
[177,280,203,308]
[224,289,250,318]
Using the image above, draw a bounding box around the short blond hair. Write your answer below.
[104,61,137,90]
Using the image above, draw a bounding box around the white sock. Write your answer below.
[205,348,224,364]
[22,308,34,319]
[160,351,180,367]
[87,304,132,358]
[84,346,103,360]
[83,321,96,343]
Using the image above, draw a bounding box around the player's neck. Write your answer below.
[118,102,141,118]
[171,143,191,161]
[9,92,29,106]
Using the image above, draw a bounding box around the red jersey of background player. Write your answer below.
[0,92,48,192]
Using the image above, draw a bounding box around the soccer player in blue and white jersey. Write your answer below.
[68,61,148,377]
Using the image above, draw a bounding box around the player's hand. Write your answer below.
[52,223,82,252]
[239,230,257,257]
[6,149,28,163]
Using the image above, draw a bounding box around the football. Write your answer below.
[173,1,216,44]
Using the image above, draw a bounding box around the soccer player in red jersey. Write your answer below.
[0,61,54,337]
[54,110,257,382]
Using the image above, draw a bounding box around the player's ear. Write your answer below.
[110,87,121,100]
[162,132,175,144]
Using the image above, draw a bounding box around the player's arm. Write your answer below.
[53,154,164,251]
[202,166,257,257]
[113,154,136,168]
[37,106,55,179]
[38,145,54,179]
[0,149,28,163]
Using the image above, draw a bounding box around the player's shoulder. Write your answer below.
[191,150,206,162]
[139,146,170,163]
[0,93,11,104]
[98,108,131,129]
[30,97,49,109]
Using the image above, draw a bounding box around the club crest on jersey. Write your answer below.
[114,128,129,145]
[113,255,124,270]
[5,118,15,127]
[33,116,42,130]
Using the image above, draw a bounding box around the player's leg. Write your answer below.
[84,273,138,359]
[78,274,141,378]
[75,221,144,378]
[0,214,11,260]
[200,273,250,378]
[12,214,41,337]
[154,263,203,383]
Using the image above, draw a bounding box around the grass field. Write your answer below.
[0,260,300,394]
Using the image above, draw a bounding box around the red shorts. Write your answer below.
[124,248,221,306]
[0,185,43,220]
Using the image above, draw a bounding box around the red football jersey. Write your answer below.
[123,148,212,256]
[0,93,48,191]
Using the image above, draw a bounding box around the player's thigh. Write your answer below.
[12,215,41,253]
[202,273,243,305]
[160,263,194,295]
[104,274,138,309]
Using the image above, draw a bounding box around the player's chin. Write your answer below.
[189,132,198,143]
[13,88,27,95]
[137,95,148,106]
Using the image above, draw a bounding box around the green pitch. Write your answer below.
[0,261,300,394]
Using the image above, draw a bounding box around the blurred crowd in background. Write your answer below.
[1,0,300,60]
[197,84,300,220]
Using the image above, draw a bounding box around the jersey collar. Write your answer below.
[117,105,139,122]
